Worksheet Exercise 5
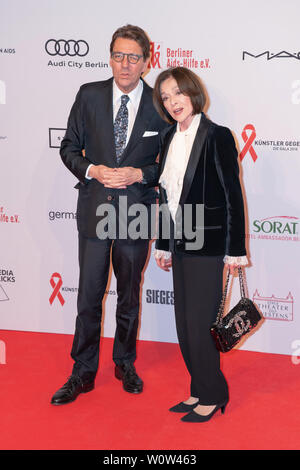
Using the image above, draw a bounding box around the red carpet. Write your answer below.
[0,329,299,450]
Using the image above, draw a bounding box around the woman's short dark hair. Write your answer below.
[153,67,206,123]
[110,24,150,61]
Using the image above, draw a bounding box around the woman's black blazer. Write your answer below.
[155,113,247,257]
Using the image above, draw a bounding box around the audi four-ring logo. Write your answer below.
[45,39,89,57]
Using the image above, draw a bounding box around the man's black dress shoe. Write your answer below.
[51,375,94,405]
[115,363,143,394]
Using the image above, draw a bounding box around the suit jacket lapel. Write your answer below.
[95,78,115,163]
[158,125,176,205]
[179,113,211,205]
[159,125,176,175]
[158,114,211,205]
[118,80,153,165]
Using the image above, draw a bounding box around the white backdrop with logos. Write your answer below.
[0,0,299,356]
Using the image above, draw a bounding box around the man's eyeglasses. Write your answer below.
[111,52,143,64]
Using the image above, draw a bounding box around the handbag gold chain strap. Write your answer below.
[215,267,246,325]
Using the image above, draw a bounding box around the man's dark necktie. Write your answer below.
[114,94,129,164]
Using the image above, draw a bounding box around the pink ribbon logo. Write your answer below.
[49,272,65,306]
[239,124,258,162]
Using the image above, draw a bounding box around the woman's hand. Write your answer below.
[156,255,172,272]
[224,256,248,275]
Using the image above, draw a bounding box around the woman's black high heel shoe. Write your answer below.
[169,400,199,413]
[181,400,228,422]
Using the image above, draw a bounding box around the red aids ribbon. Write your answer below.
[49,272,65,306]
[239,124,258,162]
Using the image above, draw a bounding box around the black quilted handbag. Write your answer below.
[211,267,263,353]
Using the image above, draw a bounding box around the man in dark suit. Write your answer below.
[51,25,167,405]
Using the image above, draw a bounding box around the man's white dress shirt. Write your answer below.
[85,79,143,179]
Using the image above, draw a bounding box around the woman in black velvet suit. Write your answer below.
[153,67,248,423]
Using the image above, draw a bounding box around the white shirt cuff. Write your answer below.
[85,164,93,180]
[154,251,248,266]
[154,249,172,260]
[223,255,248,266]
